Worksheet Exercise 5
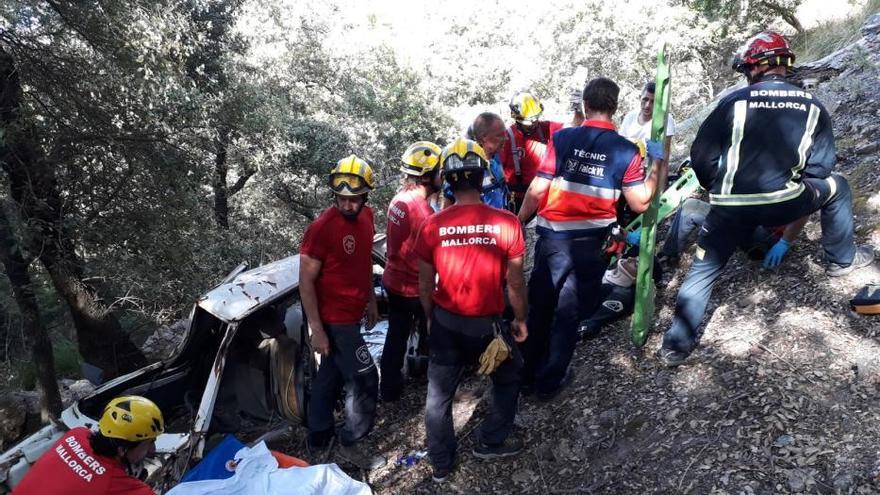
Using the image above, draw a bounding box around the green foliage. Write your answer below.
[17,336,81,390]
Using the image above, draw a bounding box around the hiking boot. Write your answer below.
[658,347,689,368]
[536,369,574,402]
[473,436,524,460]
[306,428,335,450]
[337,443,387,470]
[432,466,452,483]
[826,245,875,277]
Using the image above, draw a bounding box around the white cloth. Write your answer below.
[166,442,371,495]
[619,110,676,141]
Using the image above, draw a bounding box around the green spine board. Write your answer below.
[631,43,671,346]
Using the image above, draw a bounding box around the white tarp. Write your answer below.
[166,442,371,495]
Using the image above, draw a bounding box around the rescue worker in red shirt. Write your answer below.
[415,138,528,484]
[380,141,442,401]
[14,395,164,495]
[517,77,667,401]
[299,155,385,470]
[499,92,564,214]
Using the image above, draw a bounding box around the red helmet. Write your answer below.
[732,31,795,74]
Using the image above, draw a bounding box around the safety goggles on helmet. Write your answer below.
[329,173,370,195]
[328,154,375,196]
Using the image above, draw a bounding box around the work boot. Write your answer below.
[536,369,574,402]
[337,443,387,470]
[432,466,453,483]
[826,245,875,277]
[472,436,524,460]
[657,347,689,368]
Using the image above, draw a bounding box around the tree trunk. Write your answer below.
[0,47,147,379]
[212,128,231,229]
[757,1,805,35]
[0,202,62,420]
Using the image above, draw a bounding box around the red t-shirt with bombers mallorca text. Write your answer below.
[13,426,154,495]
[300,206,375,324]
[415,203,524,317]
[382,189,433,298]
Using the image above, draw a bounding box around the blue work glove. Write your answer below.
[626,228,642,246]
[645,139,664,161]
[763,239,790,268]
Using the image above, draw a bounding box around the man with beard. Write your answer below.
[299,155,385,470]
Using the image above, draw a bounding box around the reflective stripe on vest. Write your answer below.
[555,178,621,200]
[712,102,819,207]
[537,216,616,231]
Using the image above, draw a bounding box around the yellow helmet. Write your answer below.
[509,92,544,123]
[400,141,442,176]
[99,396,165,442]
[329,154,375,196]
[440,138,489,175]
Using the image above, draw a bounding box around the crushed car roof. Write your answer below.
[197,255,300,324]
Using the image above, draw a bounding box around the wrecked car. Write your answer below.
[0,235,402,493]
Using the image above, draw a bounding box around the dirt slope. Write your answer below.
[291,17,880,495]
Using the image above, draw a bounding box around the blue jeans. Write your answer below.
[661,198,778,259]
[661,198,711,258]
[663,175,856,353]
[425,308,521,470]
[523,236,606,394]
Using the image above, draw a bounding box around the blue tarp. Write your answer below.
[180,435,246,483]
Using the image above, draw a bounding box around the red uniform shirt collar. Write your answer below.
[581,119,616,130]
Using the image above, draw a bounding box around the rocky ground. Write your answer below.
[290,17,880,495]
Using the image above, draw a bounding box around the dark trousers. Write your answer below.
[523,236,606,394]
[379,291,427,400]
[307,323,379,446]
[663,175,856,353]
[425,307,522,470]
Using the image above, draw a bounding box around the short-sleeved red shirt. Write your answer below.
[13,427,154,495]
[499,120,564,197]
[300,206,375,324]
[382,189,433,297]
[415,203,524,317]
